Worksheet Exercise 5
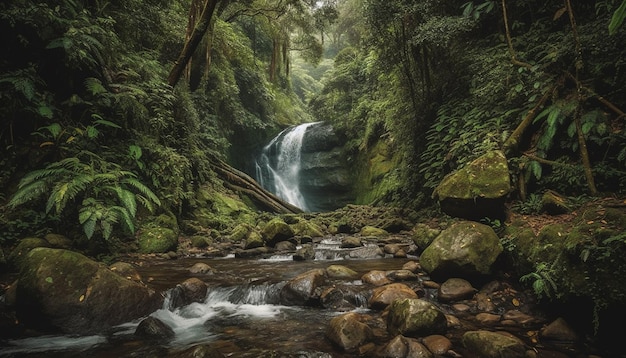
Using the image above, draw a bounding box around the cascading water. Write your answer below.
[255,122,320,211]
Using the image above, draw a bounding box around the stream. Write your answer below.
[0,239,416,357]
[0,235,589,358]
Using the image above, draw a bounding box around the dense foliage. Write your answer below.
[0,0,328,247]
[309,0,626,208]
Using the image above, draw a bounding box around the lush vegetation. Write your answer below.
[309,0,626,208]
[1,0,626,352]
[0,0,332,248]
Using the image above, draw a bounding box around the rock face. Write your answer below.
[419,221,503,281]
[299,122,354,211]
[16,248,162,334]
[432,150,511,221]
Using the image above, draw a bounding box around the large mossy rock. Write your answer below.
[262,217,295,246]
[137,227,178,254]
[420,221,503,282]
[386,298,448,337]
[7,237,50,271]
[16,248,162,334]
[432,150,511,221]
[192,185,257,230]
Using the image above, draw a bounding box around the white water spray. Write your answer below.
[255,122,319,211]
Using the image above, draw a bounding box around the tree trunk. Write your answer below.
[503,85,554,153]
[209,158,302,214]
[168,0,220,87]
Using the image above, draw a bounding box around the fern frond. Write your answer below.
[45,173,92,214]
[106,186,137,217]
[85,77,107,95]
[112,206,134,234]
[135,194,155,213]
[8,181,48,207]
[122,177,161,207]
[83,216,97,239]
[17,168,69,188]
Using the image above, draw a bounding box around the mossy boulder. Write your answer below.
[432,150,511,221]
[192,185,256,230]
[138,227,178,254]
[386,298,448,337]
[420,221,503,281]
[359,225,389,237]
[291,218,324,238]
[411,224,441,251]
[16,248,162,334]
[262,217,295,246]
[7,237,50,271]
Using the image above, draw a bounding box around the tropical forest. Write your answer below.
[1,0,626,357]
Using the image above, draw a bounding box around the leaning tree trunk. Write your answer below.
[168,0,220,87]
[209,158,302,214]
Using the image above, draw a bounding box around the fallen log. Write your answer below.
[209,158,302,214]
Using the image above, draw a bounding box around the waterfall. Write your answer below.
[255,122,319,211]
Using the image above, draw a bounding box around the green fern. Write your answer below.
[9,153,160,241]
[520,262,558,299]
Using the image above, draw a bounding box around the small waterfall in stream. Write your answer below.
[255,122,320,211]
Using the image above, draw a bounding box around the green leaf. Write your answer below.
[609,0,626,35]
[93,119,121,129]
[128,145,142,160]
[86,125,99,139]
[530,160,542,180]
[38,105,54,119]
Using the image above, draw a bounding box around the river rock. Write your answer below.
[540,317,578,342]
[169,344,225,358]
[422,334,452,355]
[386,298,448,337]
[7,237,50,271]
[15,248,162,334]
[135,316,175,340]
[462,330,527,358]
[280,268,326,305]
[290,218,324,237]
[43,233,73,249]
[437,278,477,302]
[169,277,208,309]
[361,270,391,286]
[262,218,295,246]
[137,226,178,254]
[293,244,315,261]
[348,245,384,259]
[411,223,441,250]
[432,150,511,221]
[386,269,418,282]
[109,261,142,282]
[341,236,362,248]
[359,226,389,237]
[419,221,503,281]
[379,335,433,358]
[368,283,418,310]
[326,264,358,279]
[325,312,373,351]
[189,262,213,274]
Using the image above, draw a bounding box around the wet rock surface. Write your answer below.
[1,203,621,357]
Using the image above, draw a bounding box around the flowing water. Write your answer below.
[255,122,320,211]
[0,239,415,357]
